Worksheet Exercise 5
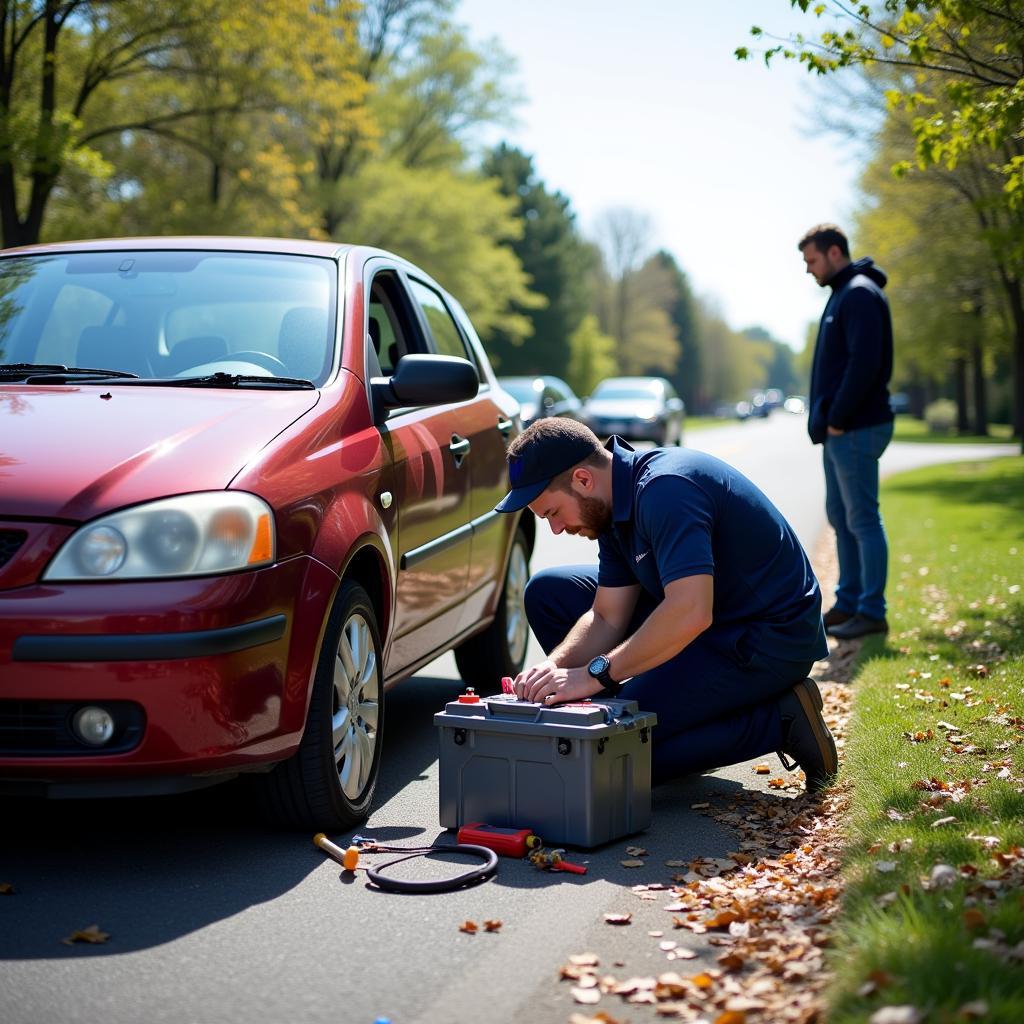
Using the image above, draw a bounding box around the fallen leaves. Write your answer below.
[458,919,502,934]
[603,912,632,926]
[62,925,110,946]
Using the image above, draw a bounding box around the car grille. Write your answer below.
[0,530,27,570]
[0,700,145,755]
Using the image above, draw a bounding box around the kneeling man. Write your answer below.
[495,418,837,792]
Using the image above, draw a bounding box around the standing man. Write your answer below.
[800,224,895,640]
[494,418,837,792]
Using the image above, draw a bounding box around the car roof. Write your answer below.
[596,376,666,389]
[0,236,353,260]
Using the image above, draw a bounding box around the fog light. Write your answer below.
[72,706,116,746]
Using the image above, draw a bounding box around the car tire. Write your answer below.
[260,580,384,830]
[454,526,530,692]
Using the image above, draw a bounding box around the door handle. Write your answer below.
[450,435,471,459]
[497,417,514,435]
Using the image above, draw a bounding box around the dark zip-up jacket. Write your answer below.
[808,257,894,445]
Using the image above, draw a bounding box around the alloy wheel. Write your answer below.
[331,610,380,800]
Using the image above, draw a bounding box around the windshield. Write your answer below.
[0,251,337,385]
[592,382,661,401]
[501,379,541,403]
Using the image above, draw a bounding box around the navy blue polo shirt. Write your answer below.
[598,439,828,665]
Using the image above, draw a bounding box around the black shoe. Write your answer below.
[822,606,853,628]
[776,678,837,793]
[828,614,888,639]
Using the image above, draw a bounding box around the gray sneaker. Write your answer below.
[776,678,838,793]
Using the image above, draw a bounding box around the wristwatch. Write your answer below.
[587,654,618,693]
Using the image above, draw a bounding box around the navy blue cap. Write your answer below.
[495,431,597,513]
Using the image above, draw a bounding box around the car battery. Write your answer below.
[435,692,657,849]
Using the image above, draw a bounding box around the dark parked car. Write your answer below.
[498,374,582,426]
[0,237,533,830]
[580,376,685,445]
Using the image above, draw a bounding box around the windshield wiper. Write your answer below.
[1,363,140,382]
[119,372,315,390]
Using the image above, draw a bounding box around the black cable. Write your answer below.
[364,842,498,894]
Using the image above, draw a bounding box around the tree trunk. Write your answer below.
[1006,277,1024,446]
[970,303,988,436]
[954,356,969,433]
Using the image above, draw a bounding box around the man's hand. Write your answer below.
[827,425,845,436]
[513,661,602,705]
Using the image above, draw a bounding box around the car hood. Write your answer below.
[585,398,661,418]
[0,385,320,520]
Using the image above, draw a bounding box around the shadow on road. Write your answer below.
[0,670,780,957]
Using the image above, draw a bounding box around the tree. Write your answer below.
[651,250,703,410]
[480,143,593,376]
[567,313,617,397]
[743,326,800,395]
[339,159,536,342]
[310,0,517,238]
[0,1,199,246]
[739,0,1024,438]
[45,0,372,241]
[591,207,680,376]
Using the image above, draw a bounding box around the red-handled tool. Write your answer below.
[457,823,542,858]
[528,846,588,874]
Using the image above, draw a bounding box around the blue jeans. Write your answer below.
[524,566,815,784]
[823,421,893,620]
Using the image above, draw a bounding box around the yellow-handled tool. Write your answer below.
[314,832,360,871]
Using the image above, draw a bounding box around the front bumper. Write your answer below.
[0,555,338,783]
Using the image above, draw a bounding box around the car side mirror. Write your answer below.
[371,354,479,421]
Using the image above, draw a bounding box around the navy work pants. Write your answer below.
[524,566,815,784]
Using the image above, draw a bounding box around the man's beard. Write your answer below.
[571,493,612,538]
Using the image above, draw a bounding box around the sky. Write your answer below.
[455,0,864,352]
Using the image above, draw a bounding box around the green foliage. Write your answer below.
[480,143,594,375]
[339,159,539,342]
[924,396,959,432]
[652,250,703,410]
[567,314,618,398]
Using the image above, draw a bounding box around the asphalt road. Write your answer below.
[2,414,1016,1024]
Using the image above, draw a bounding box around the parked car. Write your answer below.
[498,374,582,426]
[580,376,685,445]
[784,394,807,414]
[0,237,533,830]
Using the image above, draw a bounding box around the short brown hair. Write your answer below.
[798,224,850,258]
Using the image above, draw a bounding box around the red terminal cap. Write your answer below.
[457,686,481,704]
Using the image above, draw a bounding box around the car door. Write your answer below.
[367,265,473,673]
[405,278,514,630]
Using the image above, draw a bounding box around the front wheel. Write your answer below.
[260,580,384,830]
[454,526,531,692]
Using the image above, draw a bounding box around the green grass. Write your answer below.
[828,456,1024,1024]
[892,414,1015,444]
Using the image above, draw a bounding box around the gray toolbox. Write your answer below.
[435,692,657,848]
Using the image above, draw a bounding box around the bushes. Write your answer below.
[923,398,957,434]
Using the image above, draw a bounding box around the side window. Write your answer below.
[369,270,423,379]
[407,279,472,362]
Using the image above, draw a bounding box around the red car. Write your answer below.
[0,237,533,829]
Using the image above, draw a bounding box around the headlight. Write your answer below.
[44,493,275,581]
